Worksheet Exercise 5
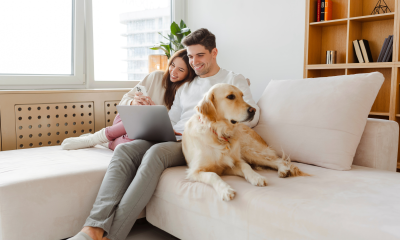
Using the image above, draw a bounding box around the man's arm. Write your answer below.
[168,87,183,127]
[232,74,260,128]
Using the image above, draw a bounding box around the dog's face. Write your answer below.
[196,83,256,124]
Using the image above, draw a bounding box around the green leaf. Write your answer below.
[171,39,184,52]
[168,34,175,42]
[178,28,191,38]
[179,20,187,29]
[161,44,171,54]
[180,29,191,37]
[150,45,169,57]
[150,21,191,59]
[170,22,181,36]
[158,32,170,41]
[179,28,190,34]
[175,33,183,43]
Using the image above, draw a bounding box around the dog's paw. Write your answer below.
[278,169,290,178]
[218,186,236,201]
[248,174,268,186]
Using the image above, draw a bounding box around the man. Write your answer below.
[69,28,259,240]
[169,28,260,133]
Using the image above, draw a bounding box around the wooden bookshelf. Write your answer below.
[304,0,400,171]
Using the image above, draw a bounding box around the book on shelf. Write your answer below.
[377,37,389,62]
[382,35,393,62]
[385,45,393,62]
[359,39,373,63]
[320,0,325,21]
[317,0,321,22]
[353,40,364,63]
[324,0,332,21]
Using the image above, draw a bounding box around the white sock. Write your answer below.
[68,231,94,240]
[61,128,109,150]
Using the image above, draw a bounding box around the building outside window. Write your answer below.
[92,0,170,81]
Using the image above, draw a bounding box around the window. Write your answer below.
[0,0,181,89]
[90,0,171,82]
[0,0,85,86]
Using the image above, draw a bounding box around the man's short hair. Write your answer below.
[182,28,216,52]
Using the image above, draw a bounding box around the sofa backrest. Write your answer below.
[354,118,399,171]
[1,86,398,172]
[0,89,130,151]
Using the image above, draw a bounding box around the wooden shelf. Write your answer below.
[396,114,400,117]
[397,162,400,172]
[310,19,348,26]
[369,112,390,116]
[309,13,395,26]
[349,0,395,18]
[350,13,395,22]
[307,63,395,69]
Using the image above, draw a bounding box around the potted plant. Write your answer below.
[150,20,191,58]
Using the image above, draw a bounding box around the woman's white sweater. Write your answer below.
[119,70,166,106]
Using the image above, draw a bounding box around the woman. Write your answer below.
[62,48,196,151]
[67,49,196,240]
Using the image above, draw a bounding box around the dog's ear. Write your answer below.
[196,92,217,122]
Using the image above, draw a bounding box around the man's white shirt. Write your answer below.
[168,68,260,133]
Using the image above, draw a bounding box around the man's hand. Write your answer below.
[174,130,182,136]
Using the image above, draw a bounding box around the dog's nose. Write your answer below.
[248,107,256,114]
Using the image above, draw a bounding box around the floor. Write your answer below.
[64,220,179,240]
[125,220,179,240]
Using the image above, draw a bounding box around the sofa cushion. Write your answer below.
[0,145,145,240]
[253,72,384,170]
[146,165,400,240]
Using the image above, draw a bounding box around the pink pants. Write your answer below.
[105,114,134,151]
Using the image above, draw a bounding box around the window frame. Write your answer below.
[0,0,86,89]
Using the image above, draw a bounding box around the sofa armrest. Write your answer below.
[353,118,399,171]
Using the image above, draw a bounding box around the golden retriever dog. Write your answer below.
[182,83,309,201]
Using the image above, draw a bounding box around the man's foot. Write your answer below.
[80,226,104,240]
[68,231,94,240]
[68,228,103,240]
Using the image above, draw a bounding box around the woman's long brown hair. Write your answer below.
[162,49,196,109]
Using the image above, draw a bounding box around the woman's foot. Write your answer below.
[62,128,109,150]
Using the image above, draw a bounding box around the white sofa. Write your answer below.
[1,117,399,240]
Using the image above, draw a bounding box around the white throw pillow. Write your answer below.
[253,72,384,170]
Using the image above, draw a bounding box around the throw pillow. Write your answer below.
[253,72,384,170]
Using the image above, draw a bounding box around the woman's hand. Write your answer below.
[131,92,156,106]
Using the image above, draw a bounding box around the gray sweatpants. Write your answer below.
[83,140,185,240]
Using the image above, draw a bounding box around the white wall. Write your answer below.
[186,0,306,101]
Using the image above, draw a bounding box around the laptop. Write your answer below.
[116,105,182,142]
